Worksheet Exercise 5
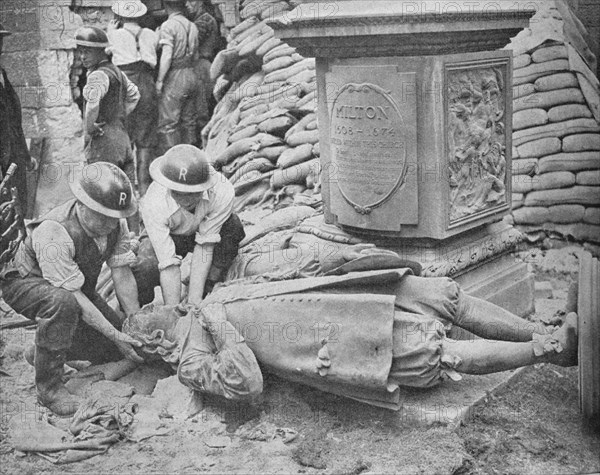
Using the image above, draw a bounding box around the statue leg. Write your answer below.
[455,293,552,342]
[443,313,578,375]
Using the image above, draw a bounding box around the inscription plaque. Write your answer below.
[330,83,406,215]
[446,60,510,225]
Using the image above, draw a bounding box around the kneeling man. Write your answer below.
[1,162,143,415]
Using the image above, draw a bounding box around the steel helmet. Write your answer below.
[69,162,138,218]
[112,0,147,18]
[149,144,218,192]
[74,26,110,48]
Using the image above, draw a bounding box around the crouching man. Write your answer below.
[0,162,143,416]
[132,144,245,307]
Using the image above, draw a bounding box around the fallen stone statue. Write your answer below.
[123,268,578,409]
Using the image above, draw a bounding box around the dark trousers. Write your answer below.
[1,275,123,364]
[132,213,245,306]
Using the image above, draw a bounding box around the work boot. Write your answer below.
[34,346,80,416]
[547,312,578,367]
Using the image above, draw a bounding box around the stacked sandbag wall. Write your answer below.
[202,0,321,217]
[510,41,600,252]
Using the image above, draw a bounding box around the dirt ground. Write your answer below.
[1,246,599,474]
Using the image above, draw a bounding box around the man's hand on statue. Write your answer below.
[200,303,227,332]
[91,122,106,137]
[113,331,144,364]
[156,80,164,95]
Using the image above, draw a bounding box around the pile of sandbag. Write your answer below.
[203,0,320,218]
[506,1,600,249]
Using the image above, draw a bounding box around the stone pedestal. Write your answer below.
[270,1,537,315]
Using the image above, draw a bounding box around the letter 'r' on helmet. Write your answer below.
[69,162,138,218]
[74,26,110,48]
[149,144,218,192]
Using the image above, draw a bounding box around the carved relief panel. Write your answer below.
[446,58,511,227]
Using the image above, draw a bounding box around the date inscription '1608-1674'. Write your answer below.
[330,83,406,215]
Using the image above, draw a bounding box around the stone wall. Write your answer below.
[1,0,84,217]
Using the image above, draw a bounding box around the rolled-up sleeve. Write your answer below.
[177,315,263,400]
[140,194,181,270]
[158,21,176,49]
[107,220,136,268]
[83,70,109,105]
[31,221,84,291]
[195,181,234,246]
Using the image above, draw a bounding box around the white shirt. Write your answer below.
[107,23,158,68]
[140,173,234,271]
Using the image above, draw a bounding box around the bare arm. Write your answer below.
[72,290,143,363]
[160,264,183,305]
[187,243,214,305]
[111,265,141,317]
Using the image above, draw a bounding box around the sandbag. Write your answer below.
[513,83,536,99]
[228,124,259,143]
[222,151,256,176]
[230,157,276,184]
[513,118,600,146]
[236,107,288,129]
[512,175,535,193]
[563,133,600,153]
[233,181,272,212]
[239,103,270,121]
[238,28,274,57]
[210,48,240,81]
[286,68,315,86]
[534,72,579,92]
[513,53,531,69]
[531,45,568,63]
[531,171,576,191]
[584,207,600,225]
[539,152,600,174]
[513,88,585,112]
[271,159,319,188]
[254,145,289,162]
[516,137,561,159]
[231,19,268,45]
[547,104,593,122]
[512,158,538,175]
[277,143,314,169]
[548,204,585,224]
[512,206,549,225]
[513,108,548,130]
[262,55,295,74]
[258,115,296,136]
[263,44,296,63]
[512,192,524,209]
[259,1,289,19]
[295,90,317,110]
[286,129,319,147]
[513,59,570,86]
[577,170,600,186]
[264,58,315,84]
[285,112,316,140]
[229,16,260,40]
[255,36,283,57]
[524,186,600,207]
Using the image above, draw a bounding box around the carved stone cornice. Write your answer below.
[268,1,536,58]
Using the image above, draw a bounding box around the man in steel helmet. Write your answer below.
[132,144,245,307]
[75,26,140,184]
[0,162,143,416]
